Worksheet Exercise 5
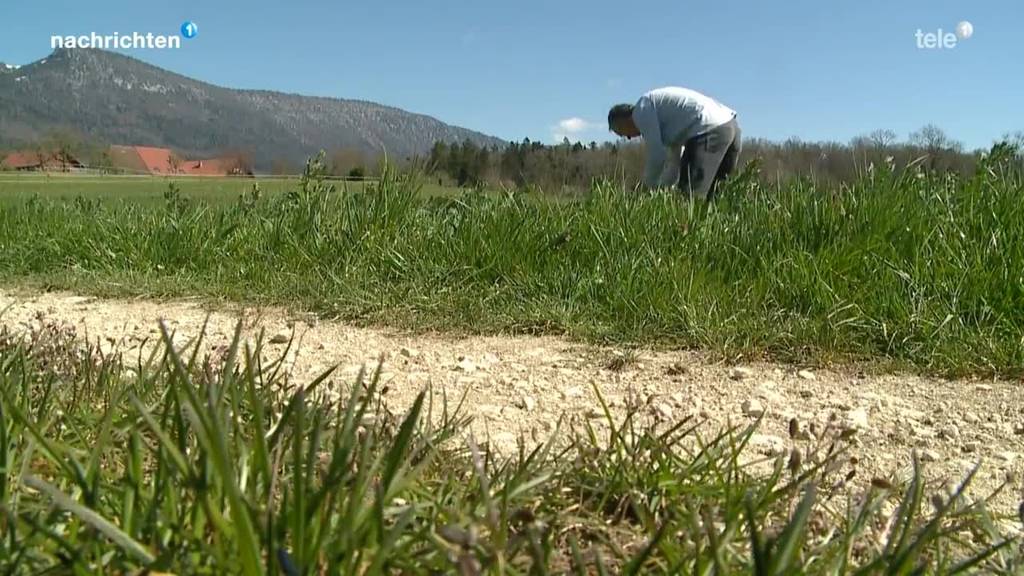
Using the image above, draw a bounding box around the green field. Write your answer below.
[2,155,1024,573]
[0,172,466,206]
[0,174,296,205]
[2,152,1024,374]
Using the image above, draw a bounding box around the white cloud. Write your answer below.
[551,117,596,142]
[557,117,590,133]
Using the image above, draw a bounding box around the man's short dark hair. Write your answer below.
[607,103,634,129]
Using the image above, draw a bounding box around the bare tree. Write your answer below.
[868,129,898,148]
[42,129,82,171]
[850,136,872,149]
[329,148,370,179]
[909,124,961,152]
[96,149,114,174]
[222,149,254,176]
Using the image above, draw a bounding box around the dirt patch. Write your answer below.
[2,289,1023,517]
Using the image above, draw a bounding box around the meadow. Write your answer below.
[0,173,466,207]
[2,150,1023,375]
[1,150,1024,573]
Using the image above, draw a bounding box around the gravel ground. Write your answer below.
[2,289,1022,519]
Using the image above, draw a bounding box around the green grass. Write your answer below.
[1,151,1023,375]
[0,172,465,206]
[0,316,1019,574]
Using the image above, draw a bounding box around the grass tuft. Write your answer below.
[1,319,1020,573]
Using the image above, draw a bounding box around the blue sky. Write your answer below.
[3,0,1021,149]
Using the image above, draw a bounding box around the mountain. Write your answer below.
[0,49,505,170]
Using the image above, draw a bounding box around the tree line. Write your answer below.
[6,125,1021,186]
[424,125,1024,192]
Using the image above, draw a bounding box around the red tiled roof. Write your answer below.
[107,145,180,174]
[107,145,238,176]
[181,158,236,176]
[107,145,149,173]
[1,152,46,169]
[2,150,82,170]
[134,146,180,174]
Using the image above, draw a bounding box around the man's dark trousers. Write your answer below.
[677,118,742,200]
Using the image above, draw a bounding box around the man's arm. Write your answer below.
[658,144,683,188]
[632,99,667,189]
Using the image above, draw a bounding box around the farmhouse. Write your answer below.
[1,150,85,172]
[108,145,179,174]
[108,145,251,176]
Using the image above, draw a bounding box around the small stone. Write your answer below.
[859,392,893,410]
[749,434,786,456]
[963,412,980,424]
[561,386,585,400]
[974,384,993,392]
[912,428,936,441]
[962,442,980,454]
[399,346,419,358]
[729,367,754,381]
[742,398,766,418]
[1014,423,1024,436]
[269,331,289,344]
[454,357,477,373]
[797,369,816,381]
[920,450,941,463]
[666,362,689,376]
[845,408,870,432]
[939,424,961,440]
[995,451,1018,464]
[517,395,537,412]
[652,403,674,421]
[799,390,814,399]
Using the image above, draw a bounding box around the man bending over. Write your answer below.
[608,86,742,200]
